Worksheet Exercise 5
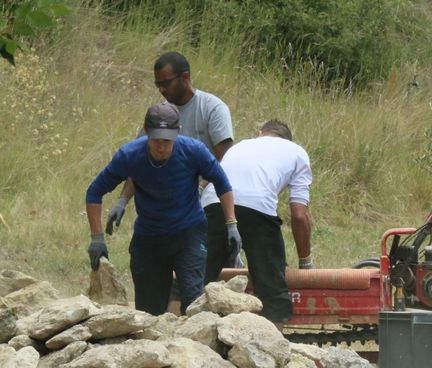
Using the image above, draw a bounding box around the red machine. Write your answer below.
[218,212,432,345]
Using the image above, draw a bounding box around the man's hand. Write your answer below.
[88,233,109,271]
[226,222,242,266]
[105,195,128,235]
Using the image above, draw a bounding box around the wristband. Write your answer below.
[225,219,238,225]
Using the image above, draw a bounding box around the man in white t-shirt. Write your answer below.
[201,120,313,322]
[105,51,234,235]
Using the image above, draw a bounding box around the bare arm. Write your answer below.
[218,191,236,222]
[213,138,233,161]
[290,203,312,259]
[86,203,103,234]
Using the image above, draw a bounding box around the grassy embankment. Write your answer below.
[0,2,431,298]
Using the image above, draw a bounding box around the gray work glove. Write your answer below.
[226,222,242,267]
[88,233,108,271]
[105,195,128,235]
[299,255,314,269]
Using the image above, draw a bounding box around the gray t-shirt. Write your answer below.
[177,89,233,152]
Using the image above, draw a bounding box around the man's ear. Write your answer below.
[182,71,191,81]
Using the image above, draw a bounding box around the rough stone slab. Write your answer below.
[0,281,59,318]
[206,282,262,315]
[164,337,235,368]
[45,325,92,350]
[38,341,88,368]
[11,346,39,368]
[60,339,171,368]
[0,308,17,343]
[0,270,38,297]
[83,309,149,340]
[87,257,128,306]
[217,312,290,367]
[16,295,102,340]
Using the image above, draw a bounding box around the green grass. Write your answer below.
[0,2,431,299]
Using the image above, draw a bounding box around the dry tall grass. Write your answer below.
[0,4,431,297]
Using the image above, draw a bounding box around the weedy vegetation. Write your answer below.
[1,0,431,297]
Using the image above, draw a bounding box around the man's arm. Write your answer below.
[290,203,312,267]
[213,138,233,161]
[218,191,236,221]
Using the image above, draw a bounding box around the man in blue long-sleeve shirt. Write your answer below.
[86,103,242,315]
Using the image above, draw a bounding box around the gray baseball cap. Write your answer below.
[144,103,180,141]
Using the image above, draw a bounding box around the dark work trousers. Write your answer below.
[205,203,293,321]
[129,222,208,316]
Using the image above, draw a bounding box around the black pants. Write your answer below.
[129,222,207,315]
[205,203,292,321]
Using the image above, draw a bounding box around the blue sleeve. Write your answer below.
[85,149,129,204]
[196,143,232,197]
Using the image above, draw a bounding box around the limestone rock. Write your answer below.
[45,325,92,350]
[16,295,102,340]
[0,344,17,367]
[0,308,16,343]
[87,257,128,306]
[185,293,210,317]
[206,282,262,315]
[0,270,38,297]
[0,281,59,318]
[321,346,373,368]
[11,346,39,368]
[83,308,151,340]
[286,353,317,368]
[38,341,87,368]
[225,275,249,293]
[164,337,235,368]
[217,312,290,367]
[174,311,221,351]
[8,335,45,354]
[136,312,185,340]
[61,339,171,368]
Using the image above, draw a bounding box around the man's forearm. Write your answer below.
[86,203,103,234]
[290,203,312,258]
[218,191,236,222]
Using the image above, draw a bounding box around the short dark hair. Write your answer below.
[260,120,292,140]
[154,51,190,75]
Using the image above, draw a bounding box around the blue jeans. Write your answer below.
[129,222,207,315]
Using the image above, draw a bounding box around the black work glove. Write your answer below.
[88,233,108,271]
[105,195,128,235]
[226,222,242,267]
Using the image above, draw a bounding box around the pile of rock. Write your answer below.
[0,266,373,367]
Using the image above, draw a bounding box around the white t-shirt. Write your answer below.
[177,89,233,152]
[201,136,312,216]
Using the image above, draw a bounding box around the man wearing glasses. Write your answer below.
[106,51,234,236]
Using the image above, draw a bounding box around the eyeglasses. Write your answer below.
[154,75,181,88]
